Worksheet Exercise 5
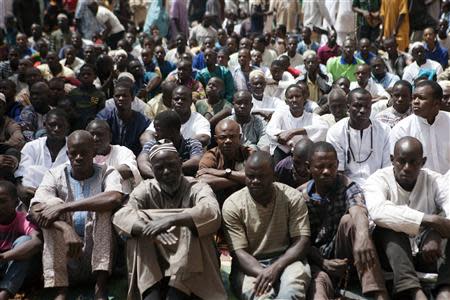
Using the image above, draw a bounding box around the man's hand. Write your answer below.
[423,215,450,238]
[421,231,442,264]
[253,264,282,296]
[253,111,273,121]
[322,258,348,278]
[142,217,175,237]
[155,232,178,245]
[277,130,295,145]
[196,168,225,177]
[0,155,17,170]
[353,233,376,271]
[63,227,83,258]
[137,88,147,99]
[39,204,66,228]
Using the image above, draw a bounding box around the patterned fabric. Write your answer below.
[18,105,46,142]
[0,61,12,80]
[142,137,204,161]
[376,106,412,128]
[166,73,205,102]
[299,174,367,258]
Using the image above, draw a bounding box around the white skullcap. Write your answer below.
[117,72,135,83]
[249,69,265,81]
[303,50,317,60]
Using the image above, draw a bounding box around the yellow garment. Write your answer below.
[380,0,410,52]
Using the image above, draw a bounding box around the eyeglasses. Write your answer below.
[346,121,373,164]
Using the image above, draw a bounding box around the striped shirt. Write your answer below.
[142,137,204,161]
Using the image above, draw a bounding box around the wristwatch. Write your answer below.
[225,168,232,178]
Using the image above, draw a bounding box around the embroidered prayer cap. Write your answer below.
[148,140,179,161]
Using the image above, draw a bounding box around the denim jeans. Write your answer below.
[0,235,34,294]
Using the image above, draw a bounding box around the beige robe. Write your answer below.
[112,177,226,300]
[30,163,123,287]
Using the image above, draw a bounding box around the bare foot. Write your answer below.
[437,286,450,300]
[412,288,428,300]
[54,287,67,300]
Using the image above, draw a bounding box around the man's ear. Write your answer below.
[421,156,427,167]
[390,154,394,164]
[305,160,310,172]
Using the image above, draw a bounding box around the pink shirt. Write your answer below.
[0,211,37,252]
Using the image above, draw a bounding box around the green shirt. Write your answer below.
[195,98,232,118]
[326,56,365,82]
[352,0,381,26]
[195,65,236,103]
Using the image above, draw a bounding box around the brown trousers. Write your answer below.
[308,214,387,299]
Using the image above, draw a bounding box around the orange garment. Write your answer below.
[380,0,410,52]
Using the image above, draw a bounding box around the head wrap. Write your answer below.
[148,140,179,161]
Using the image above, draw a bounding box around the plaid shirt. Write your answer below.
[298,174,367,259]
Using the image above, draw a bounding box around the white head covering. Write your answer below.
[249,69,265,81]
[0,93,5,103]
[117,72,135,83]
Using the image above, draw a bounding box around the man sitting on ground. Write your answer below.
[226,91,270,151]
[299,142,388,300]
[144,85,211,147]
[326,88,391,186]
[138,111,204,178]
[29,130,124,300]
[266,84,328,164]
[195,77,232,130]
[365,137,450,300]
[16,109,69,202]
[376,80,412,128]
[112,143,226,300]
[390,80,450,175]
[86,119,141,194]
[0,181,42,300]
[197,119,249,201]
[222,151,311,299]
[320,88,349,127]
[96,81,150,156]
[275,138,313,188]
